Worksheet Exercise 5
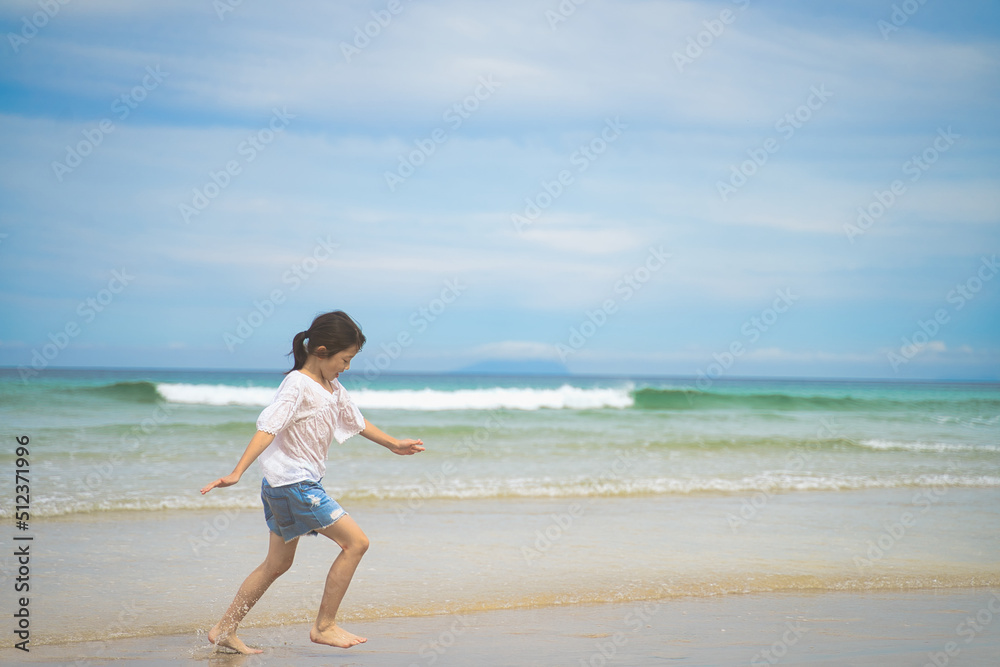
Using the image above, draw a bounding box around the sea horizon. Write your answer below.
[5,364,999,384]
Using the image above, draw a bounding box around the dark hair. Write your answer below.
[287,311,366,374]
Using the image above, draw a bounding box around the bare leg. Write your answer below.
[309,515,370,648]
[208,531,299,654]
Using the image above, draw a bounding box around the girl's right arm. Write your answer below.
[200,430,275,494]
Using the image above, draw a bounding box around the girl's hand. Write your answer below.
[392,439,425,456]
[200,471,241,494]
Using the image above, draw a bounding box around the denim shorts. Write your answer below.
[261,478,347,542]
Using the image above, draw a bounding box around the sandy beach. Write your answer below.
[2,492,998,666]
[2,373,997,665]
[3,588,998,666]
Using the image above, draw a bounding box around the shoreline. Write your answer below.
[9,488,1000,649]
[4,588,999,665]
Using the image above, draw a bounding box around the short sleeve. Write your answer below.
[256,376,304,435]
[331,381,366,444]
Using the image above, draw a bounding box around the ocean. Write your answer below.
[1,368,998,647]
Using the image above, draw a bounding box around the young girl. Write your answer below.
[200,310,424,654]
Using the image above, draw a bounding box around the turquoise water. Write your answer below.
[0,368,997,517]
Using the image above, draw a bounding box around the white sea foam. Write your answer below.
[856,439,1000,453]
[15,473,1000,517]
[352,385,635,411]
[335,473,1000,499]
[155,382,636,411]
[155,383,276,406]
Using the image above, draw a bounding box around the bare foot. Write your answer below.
[208,622,263,655]
[309,623,367,648]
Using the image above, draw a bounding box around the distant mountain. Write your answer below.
[455,359,571,376]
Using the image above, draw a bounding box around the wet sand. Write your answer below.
[4,588,999,666]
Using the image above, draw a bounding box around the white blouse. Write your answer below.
[256,371,366,486]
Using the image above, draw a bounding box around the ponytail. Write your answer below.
[286,311,366,374]
[289,331,310,372]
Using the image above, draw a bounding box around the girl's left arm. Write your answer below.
[200,429,275,494]
[360,418,425,455]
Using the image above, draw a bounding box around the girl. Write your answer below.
[200,311,424,654]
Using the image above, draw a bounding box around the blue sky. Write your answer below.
[0,0,998,379]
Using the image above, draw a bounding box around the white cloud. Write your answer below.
[11,0,994,131]
[517,226,643,255]
[470,340,560,360]
[743,347,882,363]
